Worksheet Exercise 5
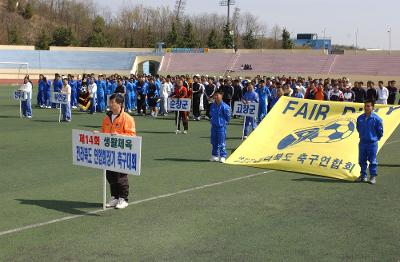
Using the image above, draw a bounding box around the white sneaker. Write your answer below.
[176,130,181,134]
[183,130,188,134]
[220,157,226,163]
[46,106,51,109]
[105,197,118,208]
[369,176,377,185]
[128,110,132,113]
[26,116,32,119]
[243,136,248,139]
[210,156,219,162]
[115,198,128,209]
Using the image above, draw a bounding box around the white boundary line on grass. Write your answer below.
[0,170,274,237]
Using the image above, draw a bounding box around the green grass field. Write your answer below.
[0,85,399,261]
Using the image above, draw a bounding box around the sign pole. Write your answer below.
[103,169,107,210]
[176,111,180,133]
[58,103,62,122]
[242,116,246,140]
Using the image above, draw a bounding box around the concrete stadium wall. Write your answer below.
[49,46,155,53]
[207,49,328,55]
[0,45,35,50]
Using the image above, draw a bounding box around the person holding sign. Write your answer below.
[61,76,72,122]
[173,79,189,134]
[210,90,231,163]
[356,99,384,184]
[101,93,136,209]
[19,75,33,118]
[242,84,259,139]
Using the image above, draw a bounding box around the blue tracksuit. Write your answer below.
[44,80,52,107]
[256,86,271,123]
[131,81,137,109]
[37,79,46,106]
[210,101,231,158]
[69,80,78,107]
[125,81,134,110]
[52,79,63,108]
[97,80,106,112]
[242,91,259,137]
[356,112,384,178]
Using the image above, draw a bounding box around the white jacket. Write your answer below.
[19,82,32,99]
[376,86,388,104]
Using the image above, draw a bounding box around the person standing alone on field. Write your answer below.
[356,99,383,185]
[210,90,231,163]
[101,93,136,209]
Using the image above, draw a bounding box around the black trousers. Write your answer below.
[205,102,211,118]
[137,96,146,114]
[175,111,188,130]
[106,170,129,201]
[193,96,201,118]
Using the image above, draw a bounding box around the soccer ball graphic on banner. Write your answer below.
[277,119,355,150]
[310,120,355,143]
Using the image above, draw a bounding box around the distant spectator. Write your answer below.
[376,81,389,105]
[366,81,378,102]
[329,84,344,101]
[352,82,367,103]
[343,85,356,102]
[387,80,397,105]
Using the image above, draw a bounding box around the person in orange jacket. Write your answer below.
[101,93,136,209]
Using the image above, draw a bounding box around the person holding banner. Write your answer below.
[210,90,231,163]
[101,93,136,209]
[356,100,384,184]
[242,84,259,139]
[19,75,33,118]
[173,79,189,134]
[60,76,72,122]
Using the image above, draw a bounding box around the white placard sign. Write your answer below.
[51,92,69,104]
[13,90,27,101]
[167,98,191,112]
[72,129,142,176]
[233,101,259,117]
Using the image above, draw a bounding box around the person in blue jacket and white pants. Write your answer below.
[210,89,231,163]
[356,99,384,184]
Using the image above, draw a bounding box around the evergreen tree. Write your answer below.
[8,26,20,44]
[207,29,220,49]
[52,27,74,46]
[36,29,50,50]
[282,28,294,49]
[7,0,18,12]
[181,19,197,48]
[144,25,155,48]
[242,29,256,49]
[22,3,33,19]
[167,21,179,48]
[222,24,233,49]
[86,16,106,47]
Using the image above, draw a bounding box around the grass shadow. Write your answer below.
[32,119,58,123]
[80,125,101,129]
[139,130,174,134]
[378,164,400,167]
[155,158,210,163]
[292,177,354,184]
[0,115,21,119]
[15,199,102,215]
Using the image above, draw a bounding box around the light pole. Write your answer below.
[355,28,359,55]
[387,26,392,55]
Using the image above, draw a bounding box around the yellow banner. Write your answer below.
[226,96,400,181]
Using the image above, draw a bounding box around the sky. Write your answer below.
[94,0,399,50]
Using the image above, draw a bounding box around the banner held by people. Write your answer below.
[226,96,400,181]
